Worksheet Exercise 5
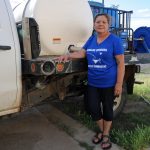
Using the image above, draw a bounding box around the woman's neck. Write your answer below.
[97,31,110,39]
[97,31,110,43]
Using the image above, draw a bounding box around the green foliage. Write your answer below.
[76,112,150,150]
[111,125,150,150]
[77,112,98,131]
[134,73,150,101]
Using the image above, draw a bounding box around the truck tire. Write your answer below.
[113,86,127,118]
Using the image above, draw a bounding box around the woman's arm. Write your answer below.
[115,54,125,96]
[69,49,86,58]
[57,49,86,62]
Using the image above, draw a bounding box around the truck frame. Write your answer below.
[0,0,150,118]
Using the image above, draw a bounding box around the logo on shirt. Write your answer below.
[87,48,107,69]
[93,58,101,64]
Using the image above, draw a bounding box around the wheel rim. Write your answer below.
[113,95,122,111]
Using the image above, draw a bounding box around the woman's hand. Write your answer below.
[55,54,70,63]
[54,49,86,62]
[115,54,125,97]
[114,82,122,97]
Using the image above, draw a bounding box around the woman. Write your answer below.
[58,13,125,149]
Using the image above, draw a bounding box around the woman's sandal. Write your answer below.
[101,135,112,150]
[92,131,103,144]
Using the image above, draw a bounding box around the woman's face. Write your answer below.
[94,15,109,34]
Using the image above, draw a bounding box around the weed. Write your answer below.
[77,112,150,150]
[111,125,150,150]
[134,73,150,101]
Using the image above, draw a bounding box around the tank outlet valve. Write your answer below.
[68,45,82,52]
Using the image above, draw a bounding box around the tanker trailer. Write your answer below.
[12,0,94,76]
[13,0,93,59]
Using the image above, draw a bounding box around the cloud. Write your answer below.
[131,8,150,29]
[138,8,150,13]
[131,18,150,30]
[134,9,150,17]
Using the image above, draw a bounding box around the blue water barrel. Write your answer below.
[134,27,150,53]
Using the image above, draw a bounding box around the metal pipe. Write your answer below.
[68,45,82,52]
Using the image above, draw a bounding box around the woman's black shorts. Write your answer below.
[85,85,115,121]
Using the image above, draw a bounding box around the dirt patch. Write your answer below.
[50,95,150,115]
[123,100,150,113]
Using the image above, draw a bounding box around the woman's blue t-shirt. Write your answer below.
[83,33,124,88]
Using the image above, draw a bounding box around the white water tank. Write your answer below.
[13,0,93,56]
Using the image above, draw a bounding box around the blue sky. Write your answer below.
[103,0,150,30]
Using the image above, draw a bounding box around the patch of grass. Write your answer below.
[113,112,150,131]
[134,73,150,101]
[112,112,150,150]
[76,112,150,150]
[111,125,150,150]
[77,112,98,131]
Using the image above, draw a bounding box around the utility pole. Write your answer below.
[102,0,104,5]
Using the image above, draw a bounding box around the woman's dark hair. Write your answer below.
[94,13,111,25]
